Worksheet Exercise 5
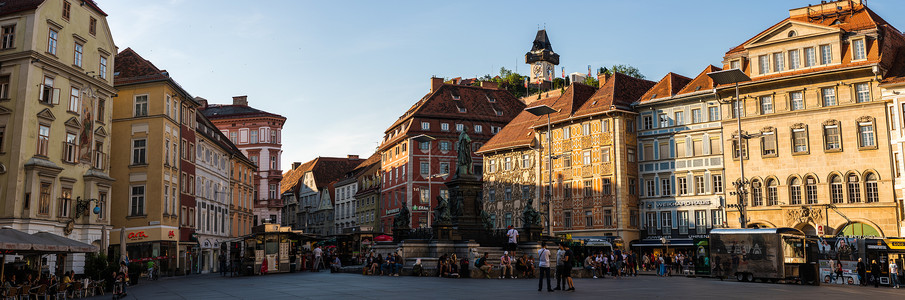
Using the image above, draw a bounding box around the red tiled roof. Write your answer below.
[529,83,597,128]
[0,0,105,17]
[478,96,558,153]
[114,48,168,85]
[379,83,525,150]
[200,104,286,121]
[354,152,381,171]
[676,65,722,96]
[280,156,364,195]
[573,73,656,118]
[638,73,692,103]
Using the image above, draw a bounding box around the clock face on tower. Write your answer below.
[532,63,543,77]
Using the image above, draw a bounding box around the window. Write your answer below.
[865,173,879,203]
[132,139,147,165]
[766,179,777,206]
[805,176,818,204]
[601,178,612,195]
[563,127,570,139]
[270,156,277,169]
[643,115,654,130]
[627,148,635,162]
[39,76,58,105]
[732,100,744,118]
[455,123,463,132]
[709,106,720,122]
[824,124,841,151]
[602,210,615,227]
[646,212,657,235]
[37,124,50,156]
[98,191,107,220]
[63,1,72,20]
[563,182,572,199]
[582,150,591,165]
[1,25,14,49]
[601,148,610,163]
[440,162,449,174]
[792,128,808,154]
[626,119,634,133]
[441,123,449,131]
[712,175,723,194]
[134,95,148,117]
[661,178,671,196]
[760,95,773,114]
[439,141,450,151]
[678,211,689,235]
[751,180,763,206]
[804,47,816,67]
[712,210,724,228]
[855,83,870,103]
[677,177,688,195]
[646,180,656,197]
[47,28,57,55]
[563,211,572,229]
[788,49,800,70]
[68,87,80,112]
[657,114,668,128]
[59,187,71,218]
[521,154,531,168]
[99,56,107,79]
[601,120,610,132]
[474,125,482,133]
[772,52,784,72]
[629,178,636,195]
[830,175,844,204]
[504,157,512,170]
[819,44,832,65]
[859,121,875,148]
[250,130,258,144]
[89,17,97,35]
[692,109,702,124]
[762,131,776,156]
[847,174,861,203]
[131,186,146,216]
[522,185,530,200]
[505,187,512,201]
[675,111,685,126]
[74,43,82,67]
[730,59,740,70]
[852,38,866,60]
[758,55,769,74]
[695,210,707,234]
[661,212,672,235]
[695,176,705,194]
[587,211,595,227]
[230,132,237,143]
[659,142,671,159]
[39,183,51,215]
[63,132,77,163]
[788,178,802,205]
[731,139,747,159]
[821,87,836,106]
[790,91,804,111]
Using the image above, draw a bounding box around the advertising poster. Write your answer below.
[817,237,861,285]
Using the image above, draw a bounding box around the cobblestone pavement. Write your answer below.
[91,271,903,300]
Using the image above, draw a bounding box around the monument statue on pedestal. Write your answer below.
[394,205,410,229]
[434,195,451,225]
[521,200,542,227]
[455,127,473,178]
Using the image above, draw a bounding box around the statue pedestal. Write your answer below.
[433,224,458,241]
[393,227,411,241]
[521,225,543,242]
[446,174,485,241]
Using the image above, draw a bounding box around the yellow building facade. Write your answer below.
[0,0,116,273]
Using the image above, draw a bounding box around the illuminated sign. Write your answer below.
[128,231,149,240]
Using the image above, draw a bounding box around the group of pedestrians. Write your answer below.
[536,243,575,292]
[854,258,902,288]
[583,249,637,278]
[362,251,403,276]
[640,252,691,277]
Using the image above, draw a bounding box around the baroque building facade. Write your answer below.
[718,0,902,237]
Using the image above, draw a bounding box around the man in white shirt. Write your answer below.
[313,246,324,272]
[506,225,519,253]
[537,243,553,292]
[891,261,900,289]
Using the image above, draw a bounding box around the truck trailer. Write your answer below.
[710,228,818,284]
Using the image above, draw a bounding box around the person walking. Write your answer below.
[889,260,900,289]
[834,260,844,284]
[219,254,227,276]
[554,245,565,290]
[506,225,519,253]
[871,260,881,288]
[562,244,575,291]
[857,258,866,286]
[537,243,553,292]
[313,246,324,272]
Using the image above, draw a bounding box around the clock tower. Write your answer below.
[525,29,559,84]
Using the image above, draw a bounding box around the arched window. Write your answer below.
[865,173,879,203]
[830,175,844,204]
[847,174,861,203]
[751,180,763,206]
[805,176,818,204]
[788,30,797,37]
[766,179,778,206]
[789,177,802,205]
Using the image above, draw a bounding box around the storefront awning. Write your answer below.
[32,232,98,253]
[631,239,694,247]
[0,228,63,252]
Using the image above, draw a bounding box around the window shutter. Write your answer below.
[669,139,675,157]
[670,175,676,195]
[705,174,712,194]
[653,141,660,160]
[52,88,61,105]
[654,176,661,196]
[703,136,711,155]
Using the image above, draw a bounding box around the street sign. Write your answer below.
[817,225,824,236]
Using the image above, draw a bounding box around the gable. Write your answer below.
[746,20,841,49]
[64,117,81,129]
[94,126,108,137]
[37,108,55,121]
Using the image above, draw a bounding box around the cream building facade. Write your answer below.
[0,0,116,274]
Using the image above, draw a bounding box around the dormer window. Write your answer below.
[450,90,460,100]
[486,94,496,103]
[730,59,740,70]
[457,106,467,113]
[852,38,866,60]
[494,109,503,116]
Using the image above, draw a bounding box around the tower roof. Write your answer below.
[526,29,560,65]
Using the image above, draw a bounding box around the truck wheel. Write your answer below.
[770,278,779,283]
[736,273,746,282]
[745,273,754,282]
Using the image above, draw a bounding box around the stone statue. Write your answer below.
[434,195,451,224]
[394,205,411,229]
[455,127,473,178]
[521,200,542,228]
[451,192,463,217]
[480,210,493,231]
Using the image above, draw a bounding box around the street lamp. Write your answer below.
[411,134,436,227]
[707,68,752,229]
[525,104,559,237]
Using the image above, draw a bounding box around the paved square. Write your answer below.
[94,271,903,299]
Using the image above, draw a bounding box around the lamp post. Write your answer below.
[526,104,559,237]
[707,68,752,229]
[411,134,436,228]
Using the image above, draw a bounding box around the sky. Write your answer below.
[99,0,905,171]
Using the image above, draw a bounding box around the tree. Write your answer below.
[488,67,529,98]
[600,64,646,80]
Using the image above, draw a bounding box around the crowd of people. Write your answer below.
[361,252,404,276]
[639,252,695,277]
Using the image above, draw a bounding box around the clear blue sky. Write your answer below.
[100,0,905,171]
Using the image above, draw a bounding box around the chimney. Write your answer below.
[195,97,208,108]
[431,77,444,93]
[480,81,498,89]
[348,155,359,160]
[232,95,248,106]
[597,73,610,88]
[292,162,301,169]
